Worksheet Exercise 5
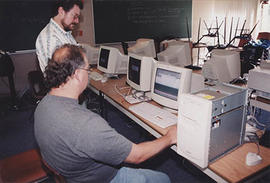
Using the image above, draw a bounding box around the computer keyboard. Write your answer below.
[89,71,103,81]
[129,102,177,128]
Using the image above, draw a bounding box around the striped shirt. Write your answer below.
[35,18,77,72]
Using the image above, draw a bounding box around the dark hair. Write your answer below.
[53,0,83,16]
[44,44,85,89]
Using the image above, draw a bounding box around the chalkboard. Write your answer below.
[92,0,192,44]
[0,1,55,52]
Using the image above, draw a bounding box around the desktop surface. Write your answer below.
[209,143,270,183]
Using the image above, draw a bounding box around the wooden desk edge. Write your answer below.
[208,143,270,183]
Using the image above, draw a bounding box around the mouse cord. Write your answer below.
[256,141,261,155]
[246,133,261,155]
[114,84,131,98]
[132,90,151,101]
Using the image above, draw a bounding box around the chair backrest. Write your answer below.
[27,70,48,104]
[0,51,14,77]
[41,159,66,183]
[0,149,48,183]
[0,51,17,107]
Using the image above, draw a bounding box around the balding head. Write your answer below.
[44,44,86,89]
[51,46,70,63]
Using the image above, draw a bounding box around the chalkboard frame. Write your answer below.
[92,0,192,45]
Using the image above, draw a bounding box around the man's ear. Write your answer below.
[58,7,65,17]
[73,69,82,82]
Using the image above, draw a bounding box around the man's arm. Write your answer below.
[124,125,177,164]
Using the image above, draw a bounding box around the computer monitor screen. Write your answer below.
[127,54,155,92]
[151,62,192,109]
[97,46,128,75]
[128,56,141,85]
[99,48,110,69]
[157,44,191,67]
[128,38,156,58]
[154,68,180,101]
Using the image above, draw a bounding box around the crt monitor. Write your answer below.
[80,43,99,65]
[157,44,191,67]
[98,46,128,75]
[212,49,241,81]
[128,38,156,58]
[202,49,240,83]
[151,62,192,110]
[127,54,156,92]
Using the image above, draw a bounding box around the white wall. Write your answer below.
[192,0,259,65]
[257,3,270,32]
[74,0,95,45]
[192,0,259,43]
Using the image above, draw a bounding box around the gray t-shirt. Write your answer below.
[34,94,132,183]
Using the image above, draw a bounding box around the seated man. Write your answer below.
[34,44,177,183]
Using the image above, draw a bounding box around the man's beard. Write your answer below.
[64,26,71,31]
[62,21,76,31]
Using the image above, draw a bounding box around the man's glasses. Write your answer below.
[70,13,80,21]
[78,67,91,73]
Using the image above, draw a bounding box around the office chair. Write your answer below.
[0,50,17,109]
[0,149,49,183]
[41,158,66,183]
[26,53,49,105]
[27,70,47,104]
[121,41,129,55]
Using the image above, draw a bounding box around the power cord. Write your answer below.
[245,131,260,154]
[114,84,131,98]
[114,84,151,104]
[131,90,151,101]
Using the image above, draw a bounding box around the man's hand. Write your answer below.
[165,125,177,145]
[125,124,178,164]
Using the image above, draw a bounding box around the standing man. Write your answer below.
[35,44,177,183]
[36,0,83,72]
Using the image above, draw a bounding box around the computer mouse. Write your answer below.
[245,152,262,166]
[101,76,108,83]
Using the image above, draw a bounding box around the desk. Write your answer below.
[89,74,168,137]
[209,143,270,183]
[88,71,270,183]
